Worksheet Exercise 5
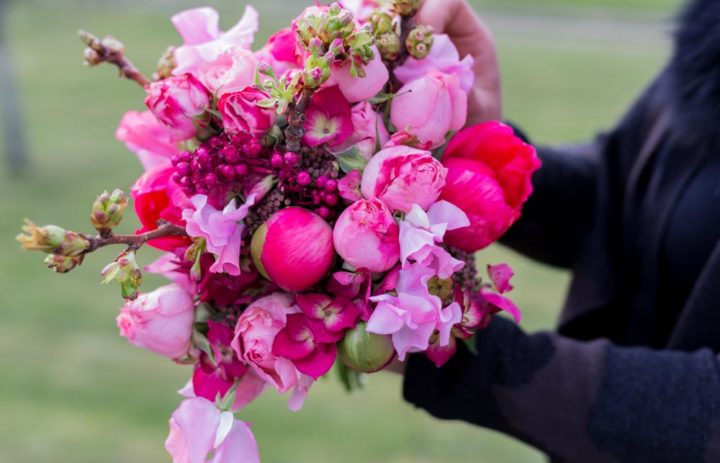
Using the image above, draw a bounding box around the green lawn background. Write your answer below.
[0,0,676,462]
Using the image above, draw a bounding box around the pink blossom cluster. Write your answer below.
[109,3,541,462]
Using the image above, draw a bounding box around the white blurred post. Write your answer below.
[0,0,29,174]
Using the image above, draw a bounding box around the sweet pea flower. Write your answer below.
[182,194,256,277]
[367,264,462,360]
[145,74,211,141]
[146,252,195,294]
[219,88,276,136]
[272,313,339,380]
[333,198,400,273]
[337,170,362,202]
[361,145,447,213]
[132,165,191,251]
[335,102,390,160]
[399,201,469,279]
[172,6,259,76]
[116,284,195,359]
[116,111,179,171]
[394,35,475,93]
[303,86,353,147]
[165,397,260,463]
[231,293,315,411]
[255,28,301,75]
[331,46,389,103]
[391,68,467,149]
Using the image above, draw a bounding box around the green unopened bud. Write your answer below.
[406,25,434,59]
[45,254,84,274]
[394,0,423,16]
[91,189,128,234]
[376,32,402,61]
[339,322,396,373]
[101,250,142,300]
[303,55,331,89]
[369,11,394,36]
[185,239,206,282]
[16,220,91,257]
[101,36,125,55]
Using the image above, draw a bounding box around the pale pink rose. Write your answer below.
[335,102,389,160]
[116,284,195,359]
[399,201,469,279]
[361,146,447,213]
[182,194,256,277]
[331,46,389,103]
[391,68,468,149]
[367,263,462,360]
[165,397,259,463]
[218,88,276,136]
[116,111,179,171]
[394,35,475,93]
[145,74,210,141]
[333,198,400,273]
[195,50,258,97]
[172,6,259,77]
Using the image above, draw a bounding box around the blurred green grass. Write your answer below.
[0,1,675,462]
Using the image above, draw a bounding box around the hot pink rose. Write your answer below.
[116,284,195,359]
[441,122,541,252]
[165,397,259,463]
[218,88,277,136]
[116,111,179,171]
[391,68,467,149]
[331,46,389,103]
[335,102,389,160]
[361,146,447,213]
[333,198,400,273]
[145,74,211,141]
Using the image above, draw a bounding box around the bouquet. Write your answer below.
[17,1,540,461]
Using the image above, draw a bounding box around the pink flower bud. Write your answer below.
[333,199,400,273]
[116,284,195,359]
[145,74,211,141]
[250,207,335,292]
[218,87,277,137]
[361,146,447,213]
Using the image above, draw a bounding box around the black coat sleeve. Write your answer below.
[403,317,720,463]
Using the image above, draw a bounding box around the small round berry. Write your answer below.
[204,173,218,185]
[220,165,236,180]
[297,172,312,186]
[284,152,299,166]
[271,154,284,169]
[235,164,249,176]
[325,179,338,192]
[317,207,330,219]
[324,193,339,206]
[316,175,328,188]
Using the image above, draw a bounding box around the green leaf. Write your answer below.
[335,146,368,174]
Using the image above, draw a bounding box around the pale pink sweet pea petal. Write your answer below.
[182,194,256,276]
[232,372,268,411]
[116,111,179,171]
[332,46,389,103]
[394,35,475,93]
[172,7,221,46]
[481,290,522,323]
[488,263,515,294]
[145,253,195,294]
[209,418,260,463]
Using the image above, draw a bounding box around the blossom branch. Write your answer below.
[79,30,150,87]
[87,222,187,253]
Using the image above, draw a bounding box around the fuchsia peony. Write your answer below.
[219,88,277,136]
[391,69,467,149]
[165,397,260,463]
[117,284,195,359]
[361,146,447,213]
[173,6,259,77]
[441,122,541,252]
[335,102,389,160]
[145,74,211,141]
[272,313,338,380]
[183,194,256,276]
[333,198,400,273]
[116,111,179,171]
[251,207,335,292]
[303,86,353,147]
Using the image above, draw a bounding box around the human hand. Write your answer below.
[416,0,503,125]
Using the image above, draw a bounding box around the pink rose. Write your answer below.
[232,293,314,411]
[218,88,277,136]
[333,198,400,273]
[441,122,541,251]
[331,46,389,103]
[116,111,179,171]
[394,35,475,93]
[335,102,389,160]
[172,6,259,76]
[165,397,259,463]
[116,284,195,359]
[145,74,211,141]
[391,68,468,149]
[195,50,258,97]
[361,146,448,213]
